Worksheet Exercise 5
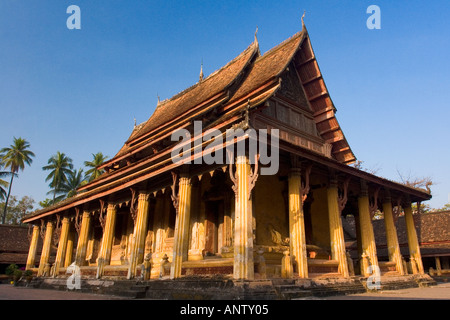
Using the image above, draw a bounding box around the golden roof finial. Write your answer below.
[133,117,137,128]
[254,26,261,55]
[301,11,306,30]
[199,60,204,82]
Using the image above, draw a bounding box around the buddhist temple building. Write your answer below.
[0,225,40,274]
[372,210,450,277]
[22,23,434,293]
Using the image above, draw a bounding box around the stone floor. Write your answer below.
[312,282,450,300]
[1,282,449,300]
[0,283,127,300]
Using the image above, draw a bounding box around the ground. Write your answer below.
[318,282,450,300]
[0,282,449,300]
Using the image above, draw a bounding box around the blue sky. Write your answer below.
[0,1,449,210]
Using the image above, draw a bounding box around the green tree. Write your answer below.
[0,195,35,225]
[84,152,108,182]
[59,168,87,198]
[39,198,53,209]
[0,137,35,224]
[42,152,73,203]
[0,162,14,200]
[437,203,450,212]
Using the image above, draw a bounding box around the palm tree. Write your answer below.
[0,162,11,201]
[84,152,108,182]
[42,152,73,203]
[39,198,53,209]
[0,177,8,200]
[0,137,35,224]
[59,168,87,198]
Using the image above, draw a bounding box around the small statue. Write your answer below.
[281,251,293,279]
[43,263,51,277]
[256,248,266,279]
[141,254,151,281]
[346,251,355,276]
[159,254,169,278]
[268,224,289,246]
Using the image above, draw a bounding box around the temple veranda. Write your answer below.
[22,24,432,291]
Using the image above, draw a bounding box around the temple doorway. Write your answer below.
[204,200,224,256]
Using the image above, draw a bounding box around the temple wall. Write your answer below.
[254,174,288,246]
[310,187,331,252]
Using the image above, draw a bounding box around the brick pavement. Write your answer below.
[0,284,127,300]
[1,282,449,300]
[321,282,450,300]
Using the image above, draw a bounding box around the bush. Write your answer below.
[13,269,22,280]
[13,269,22,286]
[24,270,33,277]
[5,264,18,276]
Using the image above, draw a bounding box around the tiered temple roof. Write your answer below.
[23,25,431,224]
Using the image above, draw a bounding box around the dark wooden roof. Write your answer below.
[23,26,430,224]
[373,210,450,246]
[114,41,260,159]
[0,225,37,265]
[345,210,450,258]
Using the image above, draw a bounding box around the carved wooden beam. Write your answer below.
[393,197,402,224]
[338,177,351,213]
[74,207,82,235]
[52,214,62,246]
[369,187,380,220]
[227,150,238,197]
[300,164,312,202]
[99,200,106,231]
[248,153,260,200]
[40,219,46,241]
[171,171,179,213]
[130,188,139,224]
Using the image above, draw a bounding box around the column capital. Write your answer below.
[403,195,412,207]
[235,154,249,165]
[383,188,392,203]
[327,168,338,188]
[179,175,192,186]
[329,177,338,189]
[289,167,301,177]
[82,210,91,218]
[61,216,70,224]
[360,179,368,197]
[138,191,151,202]
[107,202,118,211]
[290,154,301,169]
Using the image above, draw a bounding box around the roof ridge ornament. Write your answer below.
[254,26,261,55]
[199,60,204,82]
[301,11,306,30]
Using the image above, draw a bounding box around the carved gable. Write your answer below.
[278,62,311,112]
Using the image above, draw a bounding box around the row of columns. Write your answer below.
[26,189,175,279]
[26,154,425,280]
[286,162,425,279]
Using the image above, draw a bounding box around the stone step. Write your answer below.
[275,285,313,299]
